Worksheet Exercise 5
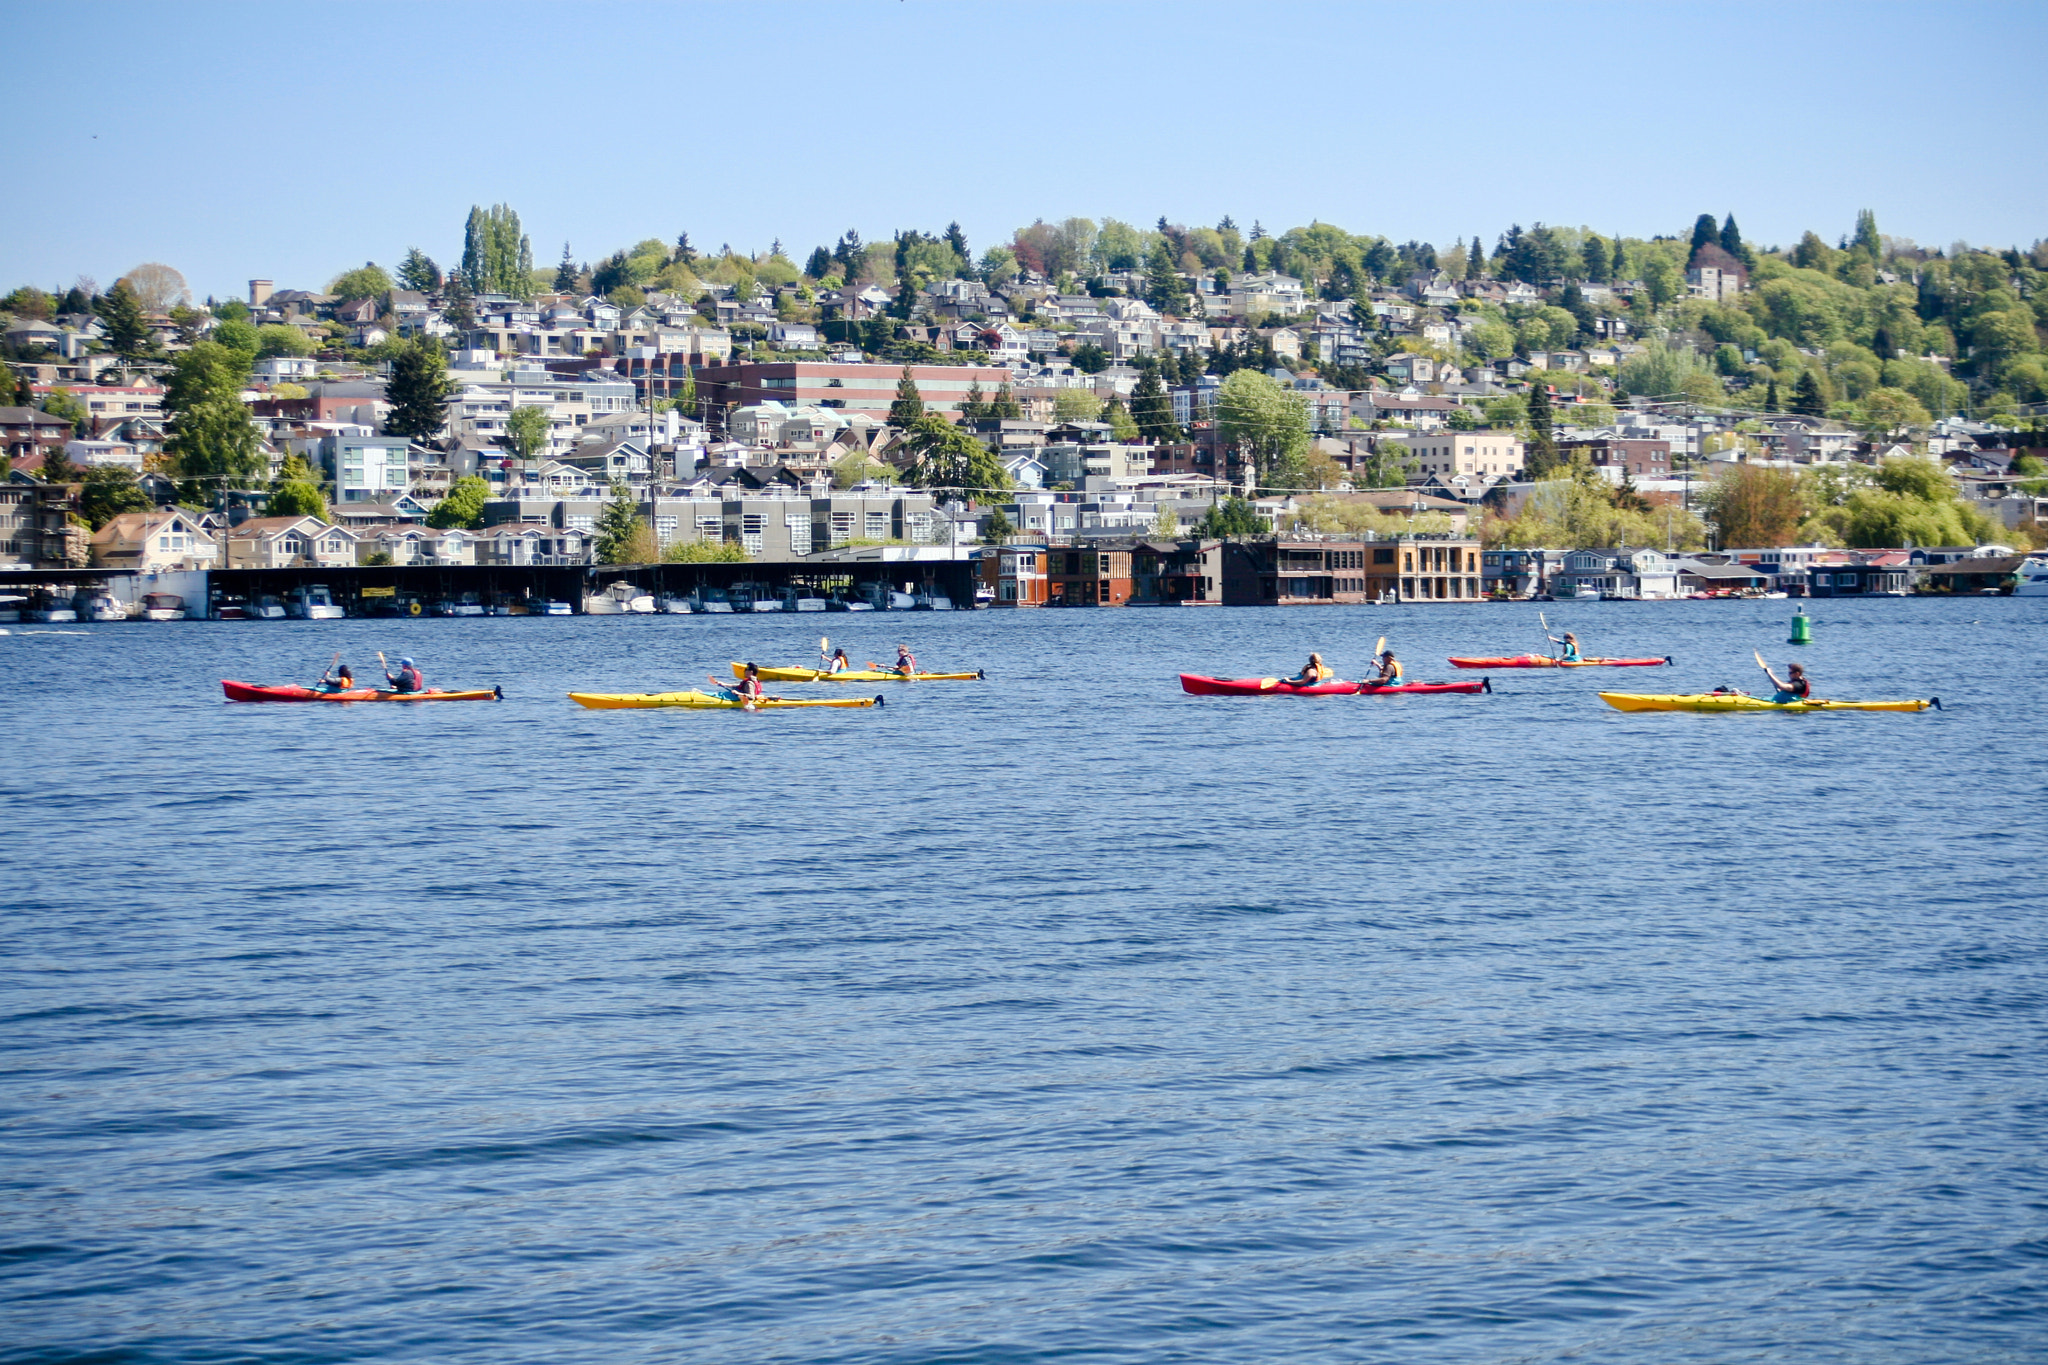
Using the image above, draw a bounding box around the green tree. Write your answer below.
[163,340,262,494]
[831,449,894,488]
[958,380,988,423]
[329,262,393,301]
[1143,239,1186,315]
[78,464,152,529]
[983,506,1014,541]
[398,248,441,292]
[1194,495,1267,538]
[1763,377,1780,413]
[1524,381,1559,478]
[552,242,579,293]
[461,204,532,297]
[1719,213,1745,261]
[665,538,750,563]
[384,339,456,442]
[1690,214,1719,254]
[266,478,327,520]
[505,404,551,461]
[1468,235,1487,279]
[1070,341,1109,373]
[1216,369,1310,488]
[595,480,644,563]
[427,474,490,529]
[256,323,313,358]
[1053,387,1104,422]
[1129,360,1182,442]
[903,413,1009,503]
[41,386,89,435]
[1103,396,1139,441]
[1790,369,1828,416]
[1858,386,1931,439]
[887,364,924,427]
[98,281,154,359]
[1704,463,1805,547]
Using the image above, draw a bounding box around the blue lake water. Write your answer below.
[3,597,2045,1363]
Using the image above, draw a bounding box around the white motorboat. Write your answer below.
[75,591,129,622]
[729,582,783,613]
[856,581,915,610]
[777,586,829,612]
[973,586,995,609]
[913,591,954,611]
[585,582,655,614]
[826,593,873,612]
[141,592,185,622]
[527,598,573,616]
[656,594,693,614]
[688,587,734,613]
[28,590,78,622]
[2014,554,2048,597]
[0,593,23,623]
[286,585,346,620]
[250,595,289,620]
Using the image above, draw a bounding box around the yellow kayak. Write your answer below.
[1599,691,1939,714]
[732,662,984,683]
[569,690,884,711]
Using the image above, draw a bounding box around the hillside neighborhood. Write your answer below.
[3,208,2045,603]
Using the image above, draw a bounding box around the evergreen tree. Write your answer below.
[958,381,988,424]
[443,273,475,331]
[1467,235,1486,279]
[1690,213,1720,254]
[461,204,531,297]
[1871,325,1896,360]
[1524,382,1559,478]
[398,247,442,293]
[384,339,456,443]
[99,282,153,359]
[595,480,643,564]
[991,383,1021,420]
[888,365,924,427]
[1763,377,1781,413]
[1582,234,1608,283]
[674,232,696,264]
[1243,245,1258,274]
[1611,237,1627,281]
[1143,239,1185,315]
[1852,209,1881,260]
[1791,369,1827,416]
[804,246,832,279]
[461,207,486,291]
[944,221,969,264]
[1718,214,1743,257]
[1130,359,1183,443]
[59,285,90,315]
[553,243,579,293]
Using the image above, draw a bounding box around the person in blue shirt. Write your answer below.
[1763,660,1810,704]
[1548,630,1582,662]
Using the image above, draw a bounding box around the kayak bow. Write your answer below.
[1598,691,1939,714]
[223,680,501,703]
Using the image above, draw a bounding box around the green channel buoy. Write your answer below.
[1788,609,1811,645]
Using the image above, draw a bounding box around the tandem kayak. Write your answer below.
[1179,673,1489,696]
[1599,691,1940,714]
[223,680,501,703]
[1449,654,1670,669]
[568,690,884,710]
[733,663,984,683]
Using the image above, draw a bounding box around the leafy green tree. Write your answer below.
[1703,463,1804,547]
[461,204,532,297]
[427,474,490,529]
[505,404,551,460]
[1070,341,1109,373]
[1216,369,1309,488]
[266,478,327,520]
[255,323,313,357]
[1851,209,1881,260]
[384,339,455,442]
[98,282,154,359]
[10,371,31,406]
[1052,387,1103,422]
[595,480,644,563]
[1524,381,1559,478]
[163,340,262,494]
[329,262,393,301]
[664,538,750,563]
[1103,395,1139,441]
[887,364,925,427]
[983,506,1014,541]
[903,414,1009,503]
[1130,360,1182,442]
[1859,386,1931,438]
[41,386,89,435]
[78,464,153,529]
[831,450,894,488]
[398,248,441,292]
[1791,369,1827,416]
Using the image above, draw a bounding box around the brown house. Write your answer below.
[0,406,75,464]
[1047,546,1134,605]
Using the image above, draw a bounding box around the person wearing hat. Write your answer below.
[1366,648,1403,687]
[385,656,424,694]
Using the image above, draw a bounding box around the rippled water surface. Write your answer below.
[3,597,2045,1363]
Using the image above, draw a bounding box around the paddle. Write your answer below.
[1360,635,1387,690]
[320,650,338,687]
[708,673,759,711]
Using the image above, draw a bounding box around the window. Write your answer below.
[786,513,812,555]
[865,512,889,539]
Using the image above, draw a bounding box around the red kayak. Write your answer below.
[1179,674,1489,696]
[1447,654,1670,669]
[223,680,502,703]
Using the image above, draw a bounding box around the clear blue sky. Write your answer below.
[9,0,2042,302]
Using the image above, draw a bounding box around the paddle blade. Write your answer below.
[1259,678,1280,690]
[1754,649,1770,671]
[819,636,828,652]
[1374,635,1386,659]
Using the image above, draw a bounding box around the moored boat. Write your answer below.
[1449,653,1670,669]
[141,592,185,622]
[1598,691,1938,714]
[1179,673,1489,697]
[567,689,884,711]
[286,585,346,619]
[734,662,984,683]
[223,680,502,703]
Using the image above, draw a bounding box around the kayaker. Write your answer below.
[1286,652,1332,685]
[1548,631,1582,662]
[736,662,766,700]
[893,644,917,677]
[317,662,355,694]
[824,646,851,674]
[386,656,424,694]
[1763,660,1811,704]
[1366,649,1403,687]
